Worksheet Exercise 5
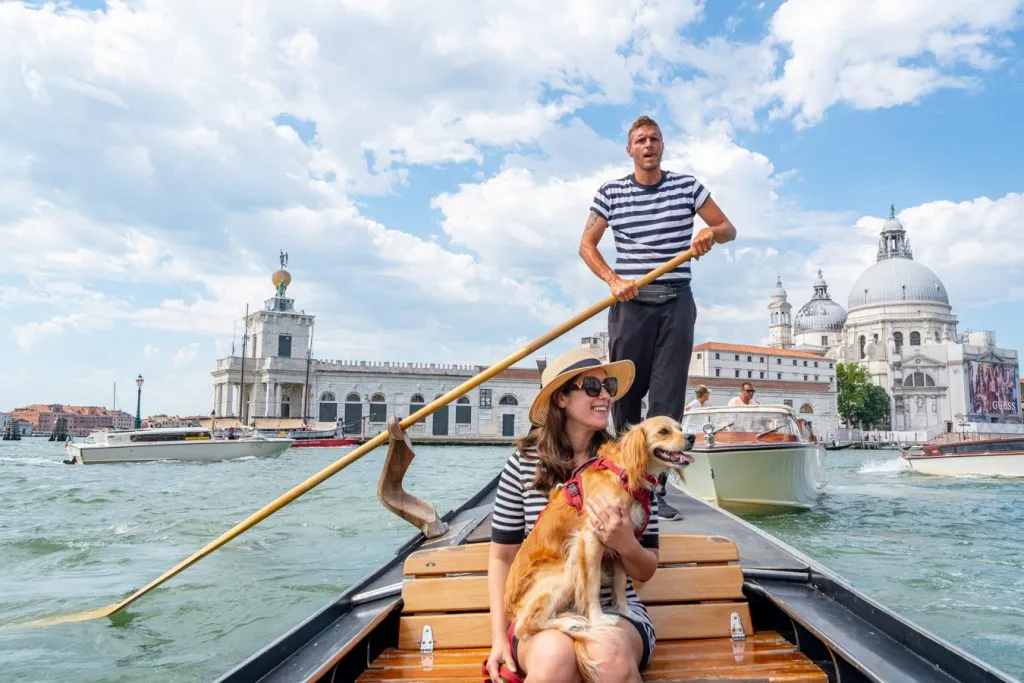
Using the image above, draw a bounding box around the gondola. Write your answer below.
[216,421,1018,683]
[823,441,853,451]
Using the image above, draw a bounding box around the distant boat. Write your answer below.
[825,440,854,451]
[678,404,827,515]
[256,424,357,448]
[903,437,1024,477]
[64,427,293,465]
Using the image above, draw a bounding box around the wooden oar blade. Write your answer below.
[14,604,118,628]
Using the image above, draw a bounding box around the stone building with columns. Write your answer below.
[209,258,542,440]
[768,206,1021,434]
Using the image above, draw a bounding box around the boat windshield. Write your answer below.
[128,431,212,443]
[680,411,801,442]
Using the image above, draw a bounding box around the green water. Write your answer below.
[0,441,1021,681]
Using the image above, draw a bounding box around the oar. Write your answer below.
[22,248,697,627]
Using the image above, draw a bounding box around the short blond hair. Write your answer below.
[628,115,661,142]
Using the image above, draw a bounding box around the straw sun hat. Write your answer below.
[528,348,635,427]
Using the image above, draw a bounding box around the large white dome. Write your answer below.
[847,205,950,311]
[848,258,949,309]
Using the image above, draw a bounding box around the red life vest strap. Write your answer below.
[561,457,657,537]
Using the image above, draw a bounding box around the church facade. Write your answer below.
[768,207,1021,433]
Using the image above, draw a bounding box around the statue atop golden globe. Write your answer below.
[272,249,291,297]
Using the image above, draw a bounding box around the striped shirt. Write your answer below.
[491,450,658,637]
[590,171,710,282]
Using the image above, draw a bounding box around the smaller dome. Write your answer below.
[793,269,847,334]
[771,276,787,298]
[272,269,292,288]
[881,204,904,233]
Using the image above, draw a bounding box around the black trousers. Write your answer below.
[608,284,697,434]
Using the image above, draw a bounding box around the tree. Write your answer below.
[836,362,891,428]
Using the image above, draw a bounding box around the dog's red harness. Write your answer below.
[561,456,658,537]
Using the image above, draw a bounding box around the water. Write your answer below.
[0,441,1021,682]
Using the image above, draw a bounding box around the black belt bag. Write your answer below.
[632,283,679,305]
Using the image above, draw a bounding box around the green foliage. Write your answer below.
[836,362,890,428]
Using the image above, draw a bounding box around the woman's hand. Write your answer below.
[586,494,635,554]
[485,634,517,683]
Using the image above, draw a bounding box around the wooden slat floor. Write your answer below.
[359,632,828,682]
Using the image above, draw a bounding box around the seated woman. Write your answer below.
[485,348,659,683]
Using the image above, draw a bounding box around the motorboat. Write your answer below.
[675,404,826,515]
[214,423,1015,683]
[256,423,358,448]
[903,437,1024,477]
[64,427,294,465]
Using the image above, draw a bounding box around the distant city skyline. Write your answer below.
[2,1,1023,415]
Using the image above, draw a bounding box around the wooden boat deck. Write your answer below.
[357,535,826,682]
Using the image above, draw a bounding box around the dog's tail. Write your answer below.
[547,614,619,683]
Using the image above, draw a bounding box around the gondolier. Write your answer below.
[580,114,737,519]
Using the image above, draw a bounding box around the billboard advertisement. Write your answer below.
[966,360,1020,416]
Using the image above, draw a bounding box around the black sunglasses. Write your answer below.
[565,375,619,398]
[743,388,756,394]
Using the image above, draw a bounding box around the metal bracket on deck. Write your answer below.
[419,624,435,654]
[730,611,747,641]
[377,418,449,539]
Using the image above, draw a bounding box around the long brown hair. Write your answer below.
[517,377,613,495]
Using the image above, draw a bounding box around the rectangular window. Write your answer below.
[479,388,492,409]
[696,353,702,359]
[815,375,819,382]
[777,358,782,365]
[747,355,752,362]
[369,403,387,423]
[455,404,472,424]
[814,361,819,368]
[715,353,720,360]
[804,375,808,381]
[803,360,808,366]
[821,335,828,346]
[734,369,740,378]
[747,370,752,378]
[777,373,782,379]
[793,360,797,366]
[759,371,764,379]
[829,363,834,369]
[715,368,721,377]
[735,354,740,361]
[278,334,292,358]
[783,399,793,407]
[760,356,765,363]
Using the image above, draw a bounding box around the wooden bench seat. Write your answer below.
[358,535,826,682]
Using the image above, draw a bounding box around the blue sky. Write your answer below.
[1,0,1023,415]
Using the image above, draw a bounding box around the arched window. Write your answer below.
[910,331,921,346]
[455,396,472,424]
[859,335,866,359]
[799,403,814,414]
[409,393,425,424]
[498,394,519,406]
[345,393,360,402]
[319,392,338,423]
[280,393,291,418]
[893,331,903,353]
[370,393,387,423]
[905,372,936,387]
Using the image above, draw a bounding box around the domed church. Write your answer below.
[768,206,1021,434]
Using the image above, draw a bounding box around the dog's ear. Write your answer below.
[620,424,649,485]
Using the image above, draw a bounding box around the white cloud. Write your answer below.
[172,343,200,368]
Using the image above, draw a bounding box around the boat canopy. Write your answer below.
[681,407,803,441]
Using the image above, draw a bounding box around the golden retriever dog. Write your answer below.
[504,416,695,681]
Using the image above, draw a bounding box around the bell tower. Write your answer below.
[768,276,793,349]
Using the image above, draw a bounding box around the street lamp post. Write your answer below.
[135,374,145,429]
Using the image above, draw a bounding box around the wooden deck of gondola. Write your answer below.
[217,479,1019,683]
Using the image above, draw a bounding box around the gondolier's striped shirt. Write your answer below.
[491,450,658,643]
[590,171,710,283]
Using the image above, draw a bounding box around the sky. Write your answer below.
[1,0,1023,416]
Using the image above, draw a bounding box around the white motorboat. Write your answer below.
[902,437,1024,477]
[675,405,827,515]
[64,427,294,465]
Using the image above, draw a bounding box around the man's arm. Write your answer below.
[579,210,638,302]
[690,197,737,257]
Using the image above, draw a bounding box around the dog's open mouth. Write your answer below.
[654,447,694,466]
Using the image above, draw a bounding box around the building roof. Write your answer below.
[694,341,829,361]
